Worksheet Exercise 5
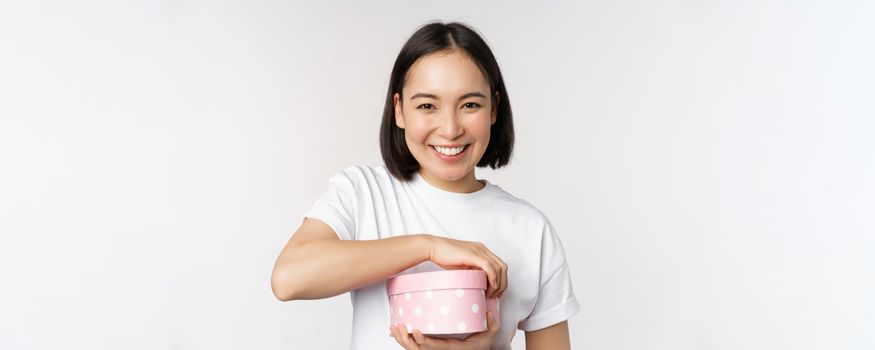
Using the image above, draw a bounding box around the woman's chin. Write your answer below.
[426,166,471,183]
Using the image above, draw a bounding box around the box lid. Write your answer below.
[386,269,487,295]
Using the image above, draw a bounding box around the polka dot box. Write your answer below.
[387,269,500,339]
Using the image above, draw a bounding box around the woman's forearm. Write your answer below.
[273,234,433,301]
[525,321,571,350]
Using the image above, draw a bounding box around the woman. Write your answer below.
[271,21,578,349]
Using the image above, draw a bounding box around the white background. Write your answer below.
[1,1,873,349]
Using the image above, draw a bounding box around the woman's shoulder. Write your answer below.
[485,183,552,224]
[332,164,393,181]
[323,164,397,191]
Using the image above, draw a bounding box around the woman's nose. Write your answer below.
[437,111,464,139]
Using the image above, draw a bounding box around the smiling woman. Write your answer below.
[392,49,500,193]
[379,22,515,190]
[272,21,578,350]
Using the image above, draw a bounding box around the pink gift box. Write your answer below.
[387,269,500,339]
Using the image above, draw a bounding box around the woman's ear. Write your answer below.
[393,92,406,129]
[491,91,500,125]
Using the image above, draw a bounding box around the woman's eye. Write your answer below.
[416,104,434,110]
[463,102,481,109]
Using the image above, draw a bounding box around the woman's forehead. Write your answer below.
[403,51,490,98]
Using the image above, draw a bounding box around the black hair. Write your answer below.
[379,21,515,181]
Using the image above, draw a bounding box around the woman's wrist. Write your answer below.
[415,233,436,263]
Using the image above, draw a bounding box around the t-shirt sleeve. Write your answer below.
[517,219,580,332]
[300,170,357,241]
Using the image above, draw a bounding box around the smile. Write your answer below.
[431,144,468,157]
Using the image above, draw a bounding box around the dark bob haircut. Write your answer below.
[380,21,515,181]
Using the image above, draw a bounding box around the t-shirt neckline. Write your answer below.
[409,171,496,207]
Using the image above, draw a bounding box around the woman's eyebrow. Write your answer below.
[409,92,488,100]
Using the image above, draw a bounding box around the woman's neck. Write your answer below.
[418,169,485,193]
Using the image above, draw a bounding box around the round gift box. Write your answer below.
[386,269,500,339]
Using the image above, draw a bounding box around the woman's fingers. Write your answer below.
[409,330,459,350]
[476,256,500,299]
[489,253,508,299]
[466,243,498,299]
[403,314,501,350]
[467,311,501,344]
[390,326,401,346]
[479,251,505,299]
[411,330,427,346]
[471,242,506,299]
[391,325,421,350]
[429,236,508,299]
[449,254,498,299]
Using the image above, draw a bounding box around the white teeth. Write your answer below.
[433,145,466,156]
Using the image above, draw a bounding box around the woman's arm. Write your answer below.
[271,218,431,301]
[271,218,508,301]
[525,321,571,350]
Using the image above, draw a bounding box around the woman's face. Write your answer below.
[394,50,498,192]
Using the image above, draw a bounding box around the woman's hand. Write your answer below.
[425,235,508,299]
[391,311,501,350]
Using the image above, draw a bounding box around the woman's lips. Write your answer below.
[431,144,468,161]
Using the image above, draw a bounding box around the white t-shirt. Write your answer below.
[301,165,579,349]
